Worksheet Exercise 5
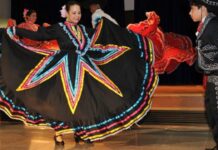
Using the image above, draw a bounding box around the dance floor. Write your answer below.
[0,85,210,150]
[0,122,215,150]
[152,85,204,111]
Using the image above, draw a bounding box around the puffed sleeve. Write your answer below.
[16,24,58,41]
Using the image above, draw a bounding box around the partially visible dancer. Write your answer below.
[17,9,41,47]
[17,9,59,50]
[189,0,218,150]
[84,0,118,28]
[128,11,196,74]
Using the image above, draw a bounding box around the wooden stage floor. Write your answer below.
[152,85,205,111]
[0,122,215,150]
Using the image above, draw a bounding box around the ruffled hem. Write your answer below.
[0,72,158,141]
[154,46,196,74]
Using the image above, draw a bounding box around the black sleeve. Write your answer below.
[86,28,95,36]
[194,60,204,74]
[81,25,94,38]
[16,24,58,41]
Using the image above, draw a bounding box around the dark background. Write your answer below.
[10,0,202,85]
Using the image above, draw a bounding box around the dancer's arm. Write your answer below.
[15,24,58,41]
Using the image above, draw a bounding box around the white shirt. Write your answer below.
[91,9,119,28]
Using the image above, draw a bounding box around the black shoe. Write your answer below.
[74,134,81,143]
[74,134,93,144]
[205,146,217,150]
[84,139,93,144]
[54,135,65,146]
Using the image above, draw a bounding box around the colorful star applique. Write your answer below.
[15,20,130,114]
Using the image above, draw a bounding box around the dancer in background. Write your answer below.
[0,0,158,145]
[189,0,218,150]
[17,9,41,47]
[16,9,59,50]
[84,0,118,28]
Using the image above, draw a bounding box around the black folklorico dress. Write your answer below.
[0,18,158,141]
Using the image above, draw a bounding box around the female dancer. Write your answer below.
[0,0,158,145]
[16,9,59,50]
[127,11,196,74]
[17,9,41,47]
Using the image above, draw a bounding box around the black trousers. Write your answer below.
[205,76,218,144]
